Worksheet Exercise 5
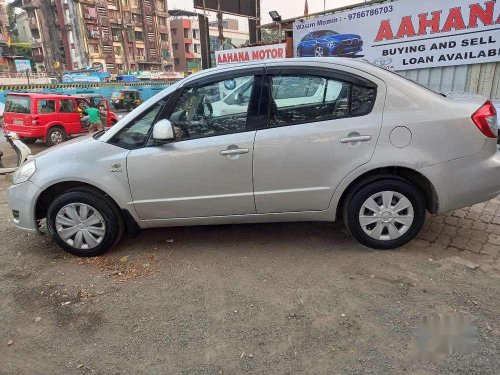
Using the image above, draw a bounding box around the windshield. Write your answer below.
[314,30,338,37]
[5,95,31,114]
[111,91,122,99]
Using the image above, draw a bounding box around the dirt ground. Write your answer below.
[0,142,499,375]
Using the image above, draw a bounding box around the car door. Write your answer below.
[253,65,385,214]
[36,98,57,129]
[58,98,82,134]
[125,70,263,220]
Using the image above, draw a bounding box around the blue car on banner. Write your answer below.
[297,30,363,57]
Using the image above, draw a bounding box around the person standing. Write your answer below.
[86,105,103,133]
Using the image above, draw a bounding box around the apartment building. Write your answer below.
[0,0,8,40]
[170,12,249,73]
[78,0,173,73]
[170,13,202,73]
[12,0,173,74]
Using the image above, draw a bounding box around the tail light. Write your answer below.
[471,101,498,138]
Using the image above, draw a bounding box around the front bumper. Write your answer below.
[7,180,42,233]
[327,44,363,56]
[420,143,500,214]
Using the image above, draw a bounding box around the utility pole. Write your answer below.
[217,0,224,49]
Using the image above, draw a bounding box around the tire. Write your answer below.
[46,127,67,147]
[47,190,123,257]
[343,179,426,250]
[20,137,37,144]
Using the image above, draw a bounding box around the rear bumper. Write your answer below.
[4,124,45,138]
[420,143,500,213]
[7,180,42,233]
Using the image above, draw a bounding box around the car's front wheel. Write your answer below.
[343,179,426,249]
[47,190,123,256]
[314,45,325,57]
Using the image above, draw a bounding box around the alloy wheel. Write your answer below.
[314,46,324,57]
[55,203,106,249]
[51,131,64,144]
[358,191,414,241]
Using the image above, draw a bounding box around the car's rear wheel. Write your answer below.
[47,190,123,256]
[46,127,67,147]
[343,179,426,249]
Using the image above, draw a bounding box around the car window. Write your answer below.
[269,75,350,127]
[38,100,56,114]
[5,96,31,114]
[108,99,166,149]
[60,99,76,113]
[169,76,255,141]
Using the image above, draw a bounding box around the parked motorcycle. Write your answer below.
[0,126,32,175]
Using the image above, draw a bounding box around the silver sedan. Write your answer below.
[7,58,500,256]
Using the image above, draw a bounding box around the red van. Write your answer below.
[3,93,118,146]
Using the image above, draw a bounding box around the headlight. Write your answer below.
[13,160,36,185]
[327,41,338,48]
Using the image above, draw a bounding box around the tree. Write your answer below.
[261,28,280,43]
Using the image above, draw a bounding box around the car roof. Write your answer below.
[6,92,78,99]
[184,58,382,82]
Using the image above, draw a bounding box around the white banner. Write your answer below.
[293,0,500,70]
[215,43,287,66]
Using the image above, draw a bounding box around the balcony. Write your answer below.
[29,18,38,29]
[185,52,194,59]
[184,38,192,44]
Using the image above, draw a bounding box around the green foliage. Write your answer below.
[261,28,280,43]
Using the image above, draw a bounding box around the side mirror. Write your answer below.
[153,119,174,144]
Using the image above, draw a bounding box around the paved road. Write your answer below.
[0,143,499,374]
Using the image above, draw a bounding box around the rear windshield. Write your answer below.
[5,95,31,114]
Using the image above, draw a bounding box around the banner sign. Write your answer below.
[293,0,500,70]
[215,43,287,66]
[14,60,31,73]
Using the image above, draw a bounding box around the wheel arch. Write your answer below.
[35,181,139,234]
[335,166,439,219]
[45,123,66,135]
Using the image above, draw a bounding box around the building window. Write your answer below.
[114,46,122,56]
[185,44,190,53]
[137,48,144,56]
[171,28,177,35]
[174,57,180,66]
[194,44,199,53]
[184,29,189,38]
[92,44,99,53]
[192,30,197,39]
[160,33,168,42]
[134,31,144,41]
[173,43,178,50]
[70,43,75,49]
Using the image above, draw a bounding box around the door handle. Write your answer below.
[220,148,249,156]
[340,135,372,144]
